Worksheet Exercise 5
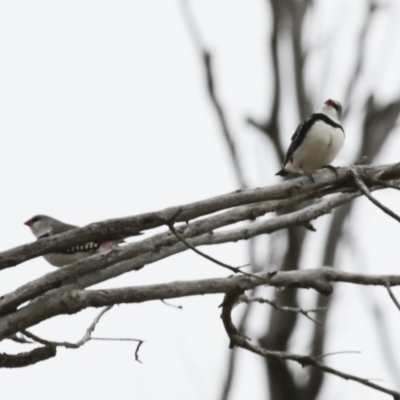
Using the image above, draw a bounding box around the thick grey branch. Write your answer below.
[2,163,397,271]
[3,268,400,340]
[0,189,360,315]
[0,345,56,368]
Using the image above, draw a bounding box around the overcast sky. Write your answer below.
[1,1,400,399]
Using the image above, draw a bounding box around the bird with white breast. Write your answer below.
[276,99,344,176]
[24,215,125,267]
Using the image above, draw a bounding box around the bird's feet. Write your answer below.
[321,165,339,180]
[305,172,317,185]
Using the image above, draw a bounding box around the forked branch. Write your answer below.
[221,291,400,399]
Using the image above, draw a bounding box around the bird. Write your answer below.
[24,214,125,267]
[276,99,344,176]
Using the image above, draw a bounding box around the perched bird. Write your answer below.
[276,99,344,176]
[24,215,125,267]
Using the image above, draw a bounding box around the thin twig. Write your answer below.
[8,334,33,344]
[221,291,400,399]
[315,350,361,360]
[21,306,145,363]
[161,299,183,309]
[22,306,114,349]
[91,337,144,363]
[167,223,266,282]
[385,283,400,312]
[135,340,144,363]
[351,169,400,223]
[239,295,327,325]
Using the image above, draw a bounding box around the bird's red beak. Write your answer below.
[325,99,335,106]
[24,219,32,227]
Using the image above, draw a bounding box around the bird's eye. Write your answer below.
[31,216,40,223]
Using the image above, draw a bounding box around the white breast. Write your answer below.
[286,121,344,174]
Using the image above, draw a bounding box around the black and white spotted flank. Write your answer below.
[64,242,100,254]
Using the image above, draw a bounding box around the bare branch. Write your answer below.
[20,305,145,364]
[351,168,400,223]
[239,295,327,324]
[0,163,400,383]
[221,291,400,399]
[385,283,400,313]
[22,306,114,349]
[7,334,33,344]
[167,222,266,282]
[314,350,361,360]
[1,163,400,274]
[91,338,144,363]
[0,185,360,316]
[0,345,56,368]
[4,267,400,342]
[160,299,183,309]
[370,179,400,191]
[0,187,364,320]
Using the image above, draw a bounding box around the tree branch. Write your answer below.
[221,291,400,399]
[1,163,399,272]
[167,222,266,281]
[3,267,400,341]
[385,283,400,313]
[351,168,400,223]
[0,170,396,321]
[0,188,362,316]
[0,345,56,368]
[22,306,114,349]
[19,306,144,366]
[238,295,327,324]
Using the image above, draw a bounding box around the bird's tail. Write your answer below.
[100,237,126,248]
[275,169,288,176]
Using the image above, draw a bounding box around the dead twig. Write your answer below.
[91,337,144,363]
[238,295,327,325]
[161,299,183,309]
[22,306,114,349]
[385,282,400,313]
[314,350,361,360]
[221,291,400,399]
[21,306,144,363]
[351,168,400,223]
[167,223,267,283]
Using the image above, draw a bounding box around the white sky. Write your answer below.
[0,1,400,399]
